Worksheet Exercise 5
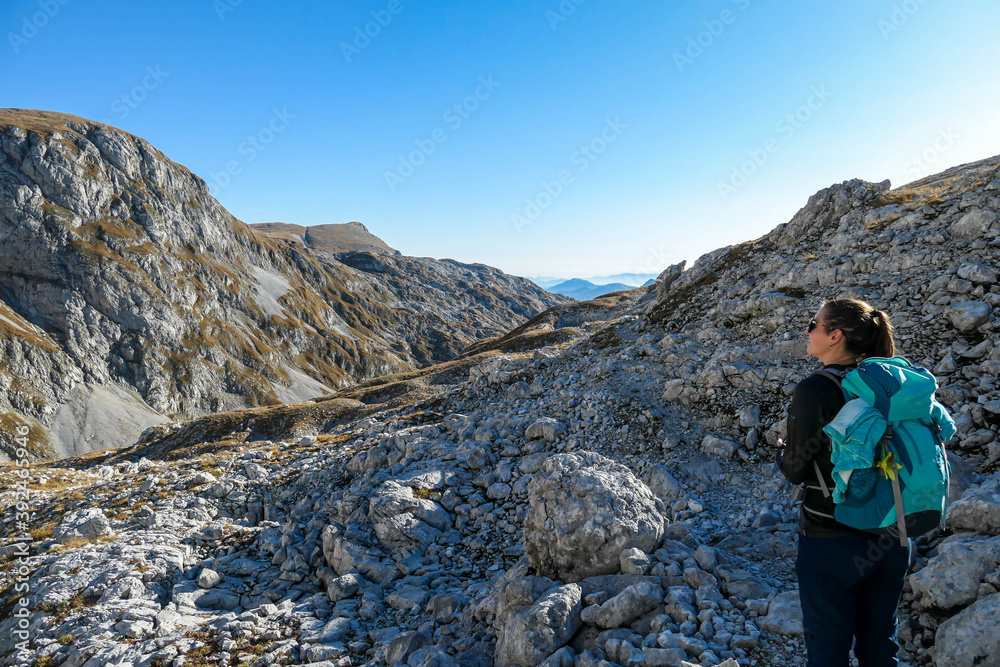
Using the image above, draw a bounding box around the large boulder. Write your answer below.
[948,472,1000,535]
[494,583,583,667]
[909,534,1000,611]
[934,593,1000,666]
[524,452,666,582]
[368,480,452,553]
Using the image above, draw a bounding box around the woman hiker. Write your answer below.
[778,298,910,667]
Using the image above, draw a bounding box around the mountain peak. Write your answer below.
[0,108,567,460]
[251,221,398,255]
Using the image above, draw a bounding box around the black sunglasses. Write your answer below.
[808,319,833,333]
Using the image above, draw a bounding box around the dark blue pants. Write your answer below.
[796,533,911,667]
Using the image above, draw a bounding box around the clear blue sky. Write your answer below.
[3,1,999,279]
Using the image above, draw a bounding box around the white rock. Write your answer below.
[946,301,991,332]
[198,568,222,589]
[950,209,999,240]
[494,583,582,667]
[701,435,738,459]
[934,592,1000,665]
[525,417,568,442]
[590,581,663,629]
[948,473,1000,535]
[759,591,803,636]
[643,464,682,501]
[619,548,651,575]
[909,534,1000,611]
[386,584,429,611]
[524,452,666,582]
[52,508,112,542]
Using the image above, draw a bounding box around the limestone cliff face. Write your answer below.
[0,109,567,460]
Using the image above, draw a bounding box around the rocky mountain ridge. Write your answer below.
[249,223,398,256]
[1,150,999,666]
[0,109,568,461]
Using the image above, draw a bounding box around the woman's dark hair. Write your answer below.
[821,298,895,359]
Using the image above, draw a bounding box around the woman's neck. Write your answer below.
[818,347,858,366]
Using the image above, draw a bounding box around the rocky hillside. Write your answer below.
[0,109,567,461]
[1,154,998,667]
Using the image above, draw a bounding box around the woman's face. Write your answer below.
[806,307,834,360]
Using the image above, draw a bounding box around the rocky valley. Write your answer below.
[2,111,1000,667]
[0,109,567,461]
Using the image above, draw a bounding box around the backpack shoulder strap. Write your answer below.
[806,367,854,499]
[812,367,853,402]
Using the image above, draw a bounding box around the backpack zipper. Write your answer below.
[859,366,893,397]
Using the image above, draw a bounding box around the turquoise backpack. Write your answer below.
[814,357,955,546]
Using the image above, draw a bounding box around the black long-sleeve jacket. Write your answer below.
[780,363,868,538]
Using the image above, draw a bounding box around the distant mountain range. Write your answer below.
[542,279,630,300]
[528,274,657,300]
[528,273,658,290]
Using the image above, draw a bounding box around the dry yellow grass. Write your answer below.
[48,535,117,553]
[29,523,56,542]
